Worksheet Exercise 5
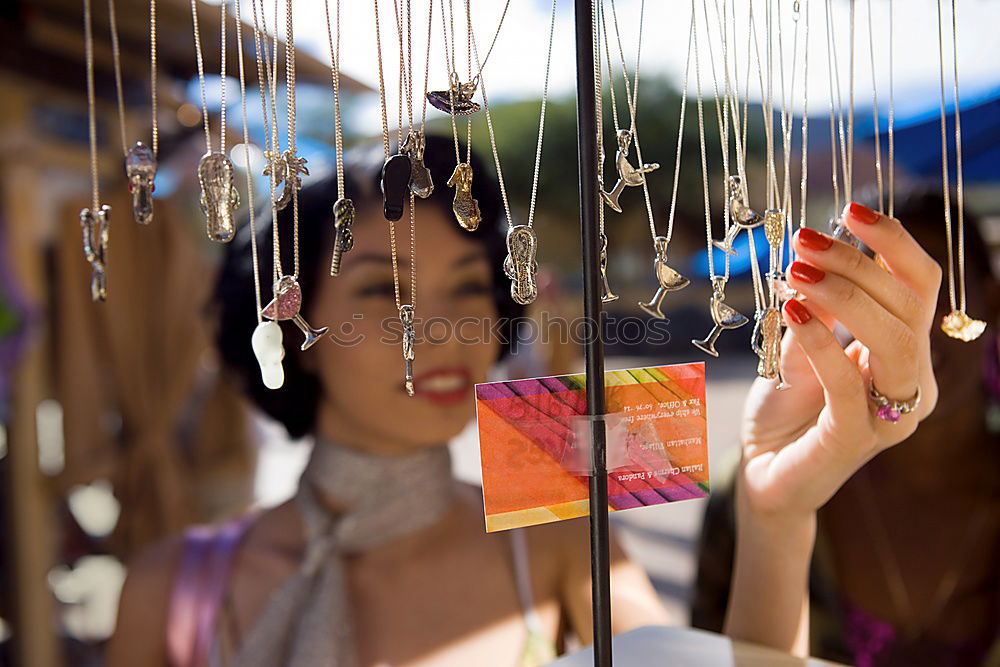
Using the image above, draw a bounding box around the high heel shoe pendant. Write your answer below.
[599,234,619,303]
[401,130,433,199]
[692,278,750,357]
[504,225,538,306]
[125,141,156,225]
[427,74,480,115]
[638,236,690,319]
[447,163,481,231]
[262,276,329,351]
[198,152,240,243]
[600,129,659,213]
[714,175,765,255]
[79,204,110,302]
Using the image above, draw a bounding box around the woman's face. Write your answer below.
[307,201,500,454]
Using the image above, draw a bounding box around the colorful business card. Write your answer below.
[475,363,709,532]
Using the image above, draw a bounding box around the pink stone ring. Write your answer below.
[869,381,921,423]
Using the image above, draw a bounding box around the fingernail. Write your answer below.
[847,202,880,225]
[796,227,834,251]
[790,261,825,284]
[784,299,812,325]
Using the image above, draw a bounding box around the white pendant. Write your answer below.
[252,320,286,390]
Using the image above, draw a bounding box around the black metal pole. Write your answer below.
[573,1,612,665]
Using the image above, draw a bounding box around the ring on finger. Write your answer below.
[869,381,921,423]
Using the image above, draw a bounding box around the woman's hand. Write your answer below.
[739,202,942,518]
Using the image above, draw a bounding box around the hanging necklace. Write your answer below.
[691,0,749,358]
[256,0,329,353]
[937,0,986,342]
[594,0,617,303]
[400,0,435,203]
[191,0,239,243]
[325,0,355,277]
[468,0,556,307]
[108,0,157,225]
[827,0,860,248]
[79,0,110,302]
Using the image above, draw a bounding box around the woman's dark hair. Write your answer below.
[214,134,522,439]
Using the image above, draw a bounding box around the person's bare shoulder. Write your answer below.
[105,535,184,667]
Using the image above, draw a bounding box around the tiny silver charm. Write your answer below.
[330,198,356,277]
[427,75,480,115]
[600,129,659,213]
[751,306,783,382]
[125,141,156,225]
[504,225,539,306]
[692,278,750,357]
[401,130,434,199]
[277,150,309,211]
[638,236,690,319]
[79,204,110,302]
[261,275,329,351]
[447,163,481,231]
[400,304,416,397]
[830,216,862,249]
[714,175,766,255]
[599,234,619,303]
[198,152,240,243]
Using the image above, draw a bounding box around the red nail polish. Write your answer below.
[797,227,834,251]
[790,261,825,284]
[784,299,812,325]
[848,202,880,225]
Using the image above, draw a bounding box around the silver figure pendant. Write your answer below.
[79,204,110,302]
[692,279,750,357]
[600,129,659,213]
[401,130,433,199]
[400,304,416,397]
[125,141,156,225]
[198,152,240,243]
[504,225,539,306]
[426,76,480,115]
[261,275,329,351]
[599,234,619,303]
[330,198,356,277]
[751,306,784,383]
[447,163,481,231]
[714,175,766,255]
[638,236,691,319]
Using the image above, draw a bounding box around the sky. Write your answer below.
[218,0,1000,129]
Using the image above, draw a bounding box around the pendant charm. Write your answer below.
[400,304,416,397]
[692,278,750,357]
[830,216,862,249]
[940,309,987,342]
[261,276,329,351]
[330,198,356,277]
[125,141,156,225]
[599,234,619,303]
[79,204,110,302]
[380,153,412,222]
[198,152,240,243]
[427,76,480,115]
[752,306,784,381]
[715,176,765,255]
[447,162,481,231]
[600,129,659,213]
[401,130,434,199]
[638,236,690,319]
[263,149,309,212]
[251,320,285,390]
[504,225,539,306]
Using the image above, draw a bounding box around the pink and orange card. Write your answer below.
[475,363,709,532]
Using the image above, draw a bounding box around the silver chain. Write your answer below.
[323,0,345,198]
[866,0,884,213]
[150,0,158,156]
[107,0,128,156]
[83,0,99,210]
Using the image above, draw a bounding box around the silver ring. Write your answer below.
[869,381,921,423]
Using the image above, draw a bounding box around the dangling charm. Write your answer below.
[264,149,309,212]
[638,236,690,319]
[752,307,783,381]
[79,205,110,302]
[330,198,355,277]
[600,129,659,213]
[125,141,157,225]
[941,310,987,342]
[715,176,765,255]
[251,320,285,390]
[401,130,433,199]
[692,278,750,357]
[400,304,416,396]
[198,152,240,243]
[427,74,480,115]
[504,225,538,306]
[262,276,329,351]
[830,216,862,249]
[599,234,619,303]
[381,153,412,222]
[447,163,481,231]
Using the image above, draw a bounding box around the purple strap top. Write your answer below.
[167,514,256,667]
